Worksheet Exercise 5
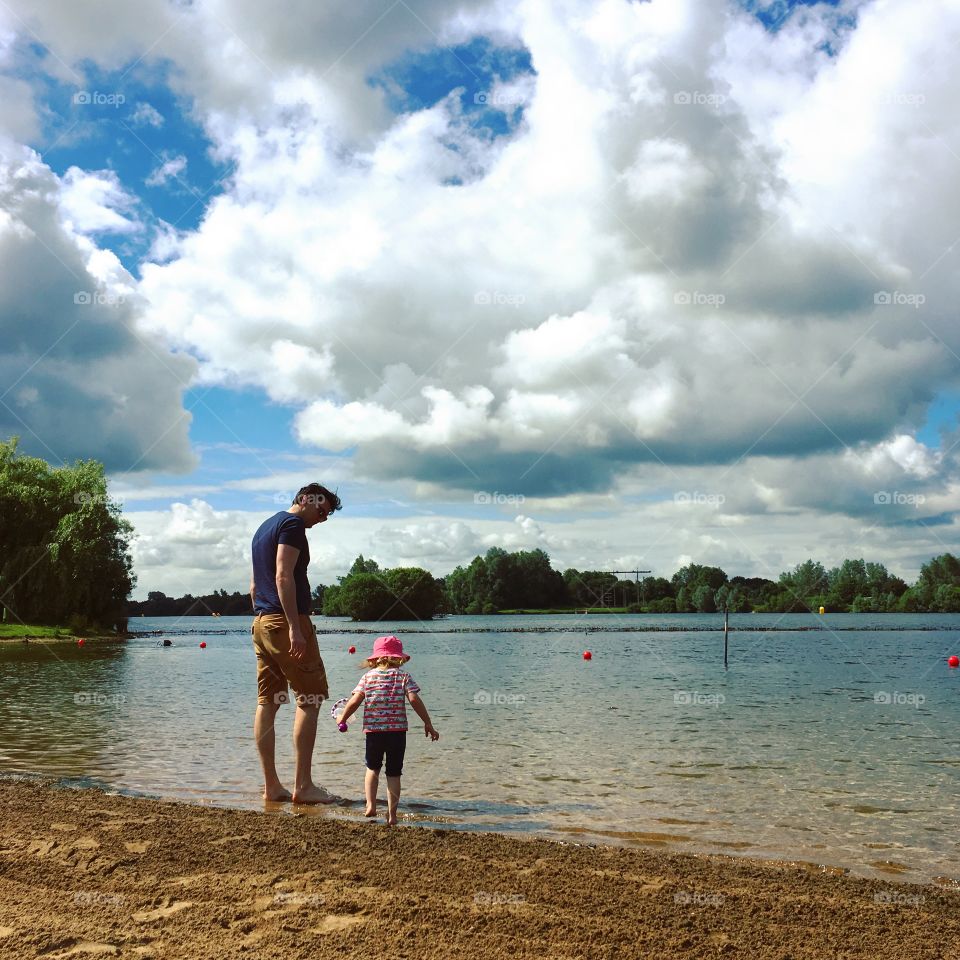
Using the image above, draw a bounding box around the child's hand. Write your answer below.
[424,723,439,741]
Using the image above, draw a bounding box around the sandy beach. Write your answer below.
[0,780,957,959]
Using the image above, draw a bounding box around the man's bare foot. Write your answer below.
[292,785,337,805]
[263,785,292,802]
[386,815,398,826]
[364,804,377,818]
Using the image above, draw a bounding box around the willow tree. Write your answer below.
[0,438,134,628]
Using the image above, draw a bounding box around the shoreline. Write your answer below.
[4,771,954,887]
[1,779,957,959]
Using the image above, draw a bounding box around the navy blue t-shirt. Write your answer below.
[251,511,311,615]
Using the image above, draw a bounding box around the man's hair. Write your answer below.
[293,483,342,513]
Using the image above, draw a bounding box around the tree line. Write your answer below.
[128,589,253,617]
[315,548,960,619]
[128,550,960,621]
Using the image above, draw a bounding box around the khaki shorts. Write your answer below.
[252,613,329,707]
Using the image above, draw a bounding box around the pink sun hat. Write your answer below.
[365,635,410,663]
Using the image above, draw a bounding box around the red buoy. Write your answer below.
[77,638,85,647]
[199,641,207,649]
[583,650,592,660]
[949,655,959,668]
[348,645,356,654]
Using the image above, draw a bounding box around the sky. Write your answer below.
[0,0,957,599]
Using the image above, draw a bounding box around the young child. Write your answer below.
[336,635,439,825]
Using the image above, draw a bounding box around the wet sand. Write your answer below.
[0,779,958,959]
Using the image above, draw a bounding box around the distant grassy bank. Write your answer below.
[0,623,126,642]
[497,607,634,615]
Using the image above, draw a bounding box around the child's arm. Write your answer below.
[337,691,364,725]
[407,691,439,741]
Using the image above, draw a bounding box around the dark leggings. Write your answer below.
[365,731,407,777]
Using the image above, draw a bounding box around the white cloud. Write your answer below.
[131,101,164,127]
[145,154,187,187]
[58,166,142,234]
[144,219,185,264]
[0,142,195,472]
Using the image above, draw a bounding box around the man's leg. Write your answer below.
[292,702,335,804]
[254,700,290,801]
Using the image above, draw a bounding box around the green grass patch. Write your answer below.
[0,623,70,638]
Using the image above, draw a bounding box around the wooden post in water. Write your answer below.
[723,608,729,670]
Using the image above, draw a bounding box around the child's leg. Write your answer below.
[364,732,386,818]
[364,768,379,817]
[386,776,401,825]
[384,732,406,826]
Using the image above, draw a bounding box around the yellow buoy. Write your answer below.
[818,605,825,615]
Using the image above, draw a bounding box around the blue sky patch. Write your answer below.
[22,53,230,276]
[739,0,844,32]
[917,389,960,447]
[369,36,536,139]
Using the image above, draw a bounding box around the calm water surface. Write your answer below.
[2,613,958,883]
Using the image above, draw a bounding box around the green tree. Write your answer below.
[896,553,960,612]
[775,559,828,611]
[443,564,471,614]
[714,584,745,612]
[932,584,960,612]
[321,583,344,616]
[339,573,394,621]
[692,583,717,613]
[672,564,728,594]
[639,577,673,605]
[381,567,443,620]
[0,438,134,628]
[827,558,868,609]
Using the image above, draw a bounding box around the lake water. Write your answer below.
[2,612,959,884]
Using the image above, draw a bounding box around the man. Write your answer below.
[250,482,342,804]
